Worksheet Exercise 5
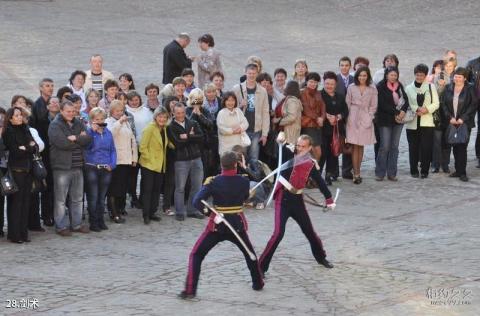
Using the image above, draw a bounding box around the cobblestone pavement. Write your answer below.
[1,1,480,315]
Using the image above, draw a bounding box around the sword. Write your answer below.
[265,141,283,206]
[304,188,341,212]
[201,200,257,261]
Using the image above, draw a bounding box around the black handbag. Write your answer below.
[0,168,19,196]
[31,178,47,193]
[32,152,47,180]
[446,124,468,144]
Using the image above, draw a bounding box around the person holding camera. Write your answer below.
[84,107,116,231]
[106,100,138,224]
[231,145,271,210]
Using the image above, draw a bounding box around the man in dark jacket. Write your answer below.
[167,103,205,221]
[48,100,92,236]
[466,56,480,167]
[162,33,193,84]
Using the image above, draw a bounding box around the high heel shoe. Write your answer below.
[353,175,362,184]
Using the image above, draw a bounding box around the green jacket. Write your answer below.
[139,122,169,173]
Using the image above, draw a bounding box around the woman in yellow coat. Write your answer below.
[139,106,170,224]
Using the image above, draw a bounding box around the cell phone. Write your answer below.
[439,71,444,80]
[96,122,108,127]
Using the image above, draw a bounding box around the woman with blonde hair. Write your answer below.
[293,59,309,87]
[139,107,171,224]
[106,100,138,223]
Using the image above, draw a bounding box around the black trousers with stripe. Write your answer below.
[184,226,263,295]
[259,190,327,273]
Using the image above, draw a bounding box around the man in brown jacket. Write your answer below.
[233,64,270,160]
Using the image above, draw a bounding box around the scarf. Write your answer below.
[387,81,400,105]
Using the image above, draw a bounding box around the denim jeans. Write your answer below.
[247,131,261,160]
[375,125,403,177]
[432,129,451,170]
[84,166,112,227]
[53,168,84,231]
[174,158,204,215]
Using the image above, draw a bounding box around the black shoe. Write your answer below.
[175,214,185,221]
[187,212,205,219]
[150,214,161,221]
[319,258,334,269]
[10,239,23,244]
[449,172,460,178]
[43,218,54,227]
[432,168,440,173]
[178,291,195,299]
[420,173,428,179]
[120,209,128,216]
[459,175,469,182]
[23,238,31,243]
[325,176,332,186]
[411,173,419,178]
[353,176,362,184]
[144,217,151,225]
[89,225,102,232]
[112,216,126,224]
[0,231,4,237]
[443,167,450,173]
[342,174,353,180]
[98,222,108,230]
[252,281,264,291]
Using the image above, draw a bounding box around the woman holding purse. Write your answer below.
[272,81,303,144]
[374,66,409,181]
[217,92,249,154]
[441,67,478,182]
[320,72,349,185]
[3,107,38,243]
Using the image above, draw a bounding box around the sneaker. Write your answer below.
[164,209,175,216]
[57,229,72,237]
[72,225,90,233]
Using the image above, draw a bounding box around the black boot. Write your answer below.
[109,197,125,224]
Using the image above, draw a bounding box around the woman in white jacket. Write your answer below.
[217,92,249,155]
[106,100,138,222]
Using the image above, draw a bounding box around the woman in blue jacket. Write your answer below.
[84,107,116,231]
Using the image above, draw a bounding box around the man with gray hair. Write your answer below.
[162,33,193,84]
[48,100,92,236]
[83,54,114,98]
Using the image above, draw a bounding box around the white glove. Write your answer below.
[213,214,223,224]
[276,131,286,144]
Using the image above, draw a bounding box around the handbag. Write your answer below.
[32,152,47,180]
[330,123,343,157]
[446,124,468,144]
[0,168,19,196]
[235,110,251,147]
[31,178,47,193]
[396,90,416,123]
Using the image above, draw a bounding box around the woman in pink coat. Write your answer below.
[346,66,378,184]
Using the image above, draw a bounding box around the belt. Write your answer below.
[214,205,243,214]
[278,176,303,194]
[85,163,110,169]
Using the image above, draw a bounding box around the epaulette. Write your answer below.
[311,158,320,170]
[241,173,249,178]
[203,176,216,185]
